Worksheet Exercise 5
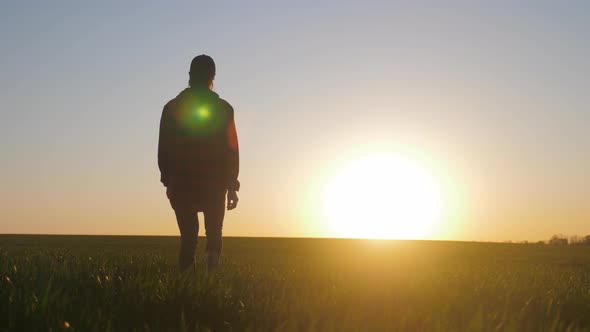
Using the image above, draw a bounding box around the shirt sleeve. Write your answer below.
[226,103,240,191]
[158,103,173,187]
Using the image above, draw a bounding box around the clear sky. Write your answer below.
[1,1,588,241]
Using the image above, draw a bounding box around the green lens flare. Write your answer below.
[196,107,211,119]
[176,100,226,137]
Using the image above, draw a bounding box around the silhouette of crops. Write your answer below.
[2,235,590,331]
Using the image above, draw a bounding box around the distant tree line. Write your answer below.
[546,234,590,245]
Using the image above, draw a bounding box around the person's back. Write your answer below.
[158,55,240,271]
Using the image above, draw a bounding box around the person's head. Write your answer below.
[189,54,216,89]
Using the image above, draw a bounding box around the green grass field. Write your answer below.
[2,235,590,331]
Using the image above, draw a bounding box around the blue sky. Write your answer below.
[1,1,588,240]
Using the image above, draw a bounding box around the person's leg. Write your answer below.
[203,196,226,270]
[174,208,199,271]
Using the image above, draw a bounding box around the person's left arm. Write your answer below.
[158,102,174,187]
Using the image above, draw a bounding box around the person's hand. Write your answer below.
[227,190,239,210]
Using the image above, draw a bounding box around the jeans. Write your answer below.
[168,188,226,271]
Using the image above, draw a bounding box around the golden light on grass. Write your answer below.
[323,154,443,239]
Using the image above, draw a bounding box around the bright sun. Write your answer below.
[324,154,443,239]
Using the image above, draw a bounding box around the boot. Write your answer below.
[206,250,220,271]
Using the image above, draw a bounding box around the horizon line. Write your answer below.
[0,233,547,244]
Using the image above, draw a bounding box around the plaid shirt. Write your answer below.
[158,88,240,193]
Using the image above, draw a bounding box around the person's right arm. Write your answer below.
[226,106,240,191]
[225,102,240,210]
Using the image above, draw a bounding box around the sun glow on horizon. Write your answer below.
[323,154,443,239]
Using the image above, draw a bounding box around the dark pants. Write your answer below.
[168,188,226,271]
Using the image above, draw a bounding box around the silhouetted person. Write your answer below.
[158,55,240,271]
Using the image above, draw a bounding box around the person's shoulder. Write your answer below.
[218,97,234,114]
[163,99,177,113]
[163,89,190,114]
